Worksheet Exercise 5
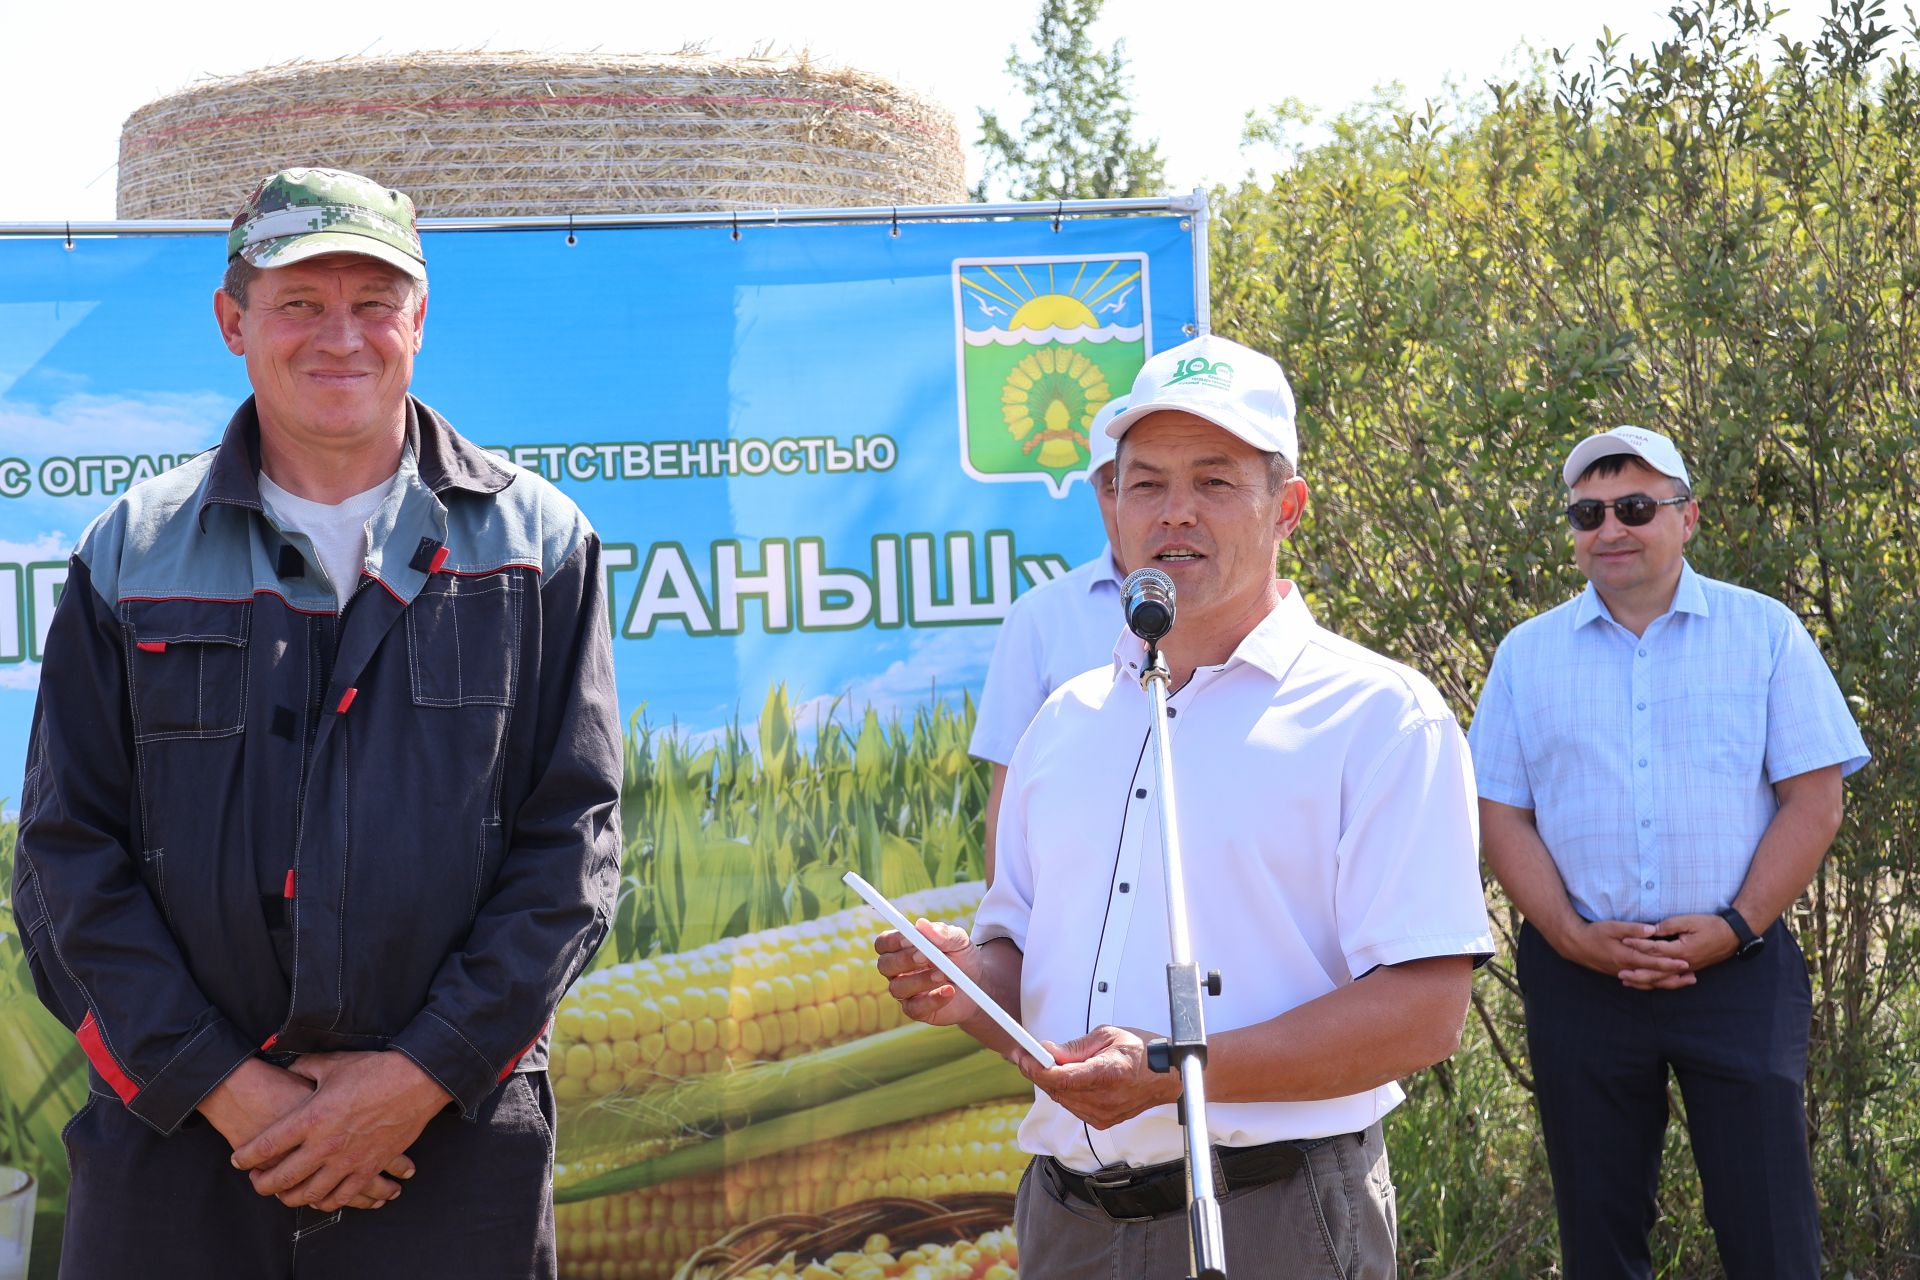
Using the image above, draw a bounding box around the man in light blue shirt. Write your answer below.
[970,398,1128,883]
[1470,426,1868,1280]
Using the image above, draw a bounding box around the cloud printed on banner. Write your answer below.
[0,389,229,459]
[0,393,226,686]
[0,389,230,528]
[785,626,997,737]
[662,627,998,756]
[0,533,69,562]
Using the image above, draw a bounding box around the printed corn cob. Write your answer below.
[556,1102,1029,1280]
[735,1227,1019,1280]
[553,883,985,1101]
[555,1047,1028,1197]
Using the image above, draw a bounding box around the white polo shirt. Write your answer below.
[974,584,1493,1171]
[969,551,1126,766]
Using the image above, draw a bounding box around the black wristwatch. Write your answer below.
[1718,907,1765,960]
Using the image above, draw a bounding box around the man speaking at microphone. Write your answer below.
[875,334,1493,1277]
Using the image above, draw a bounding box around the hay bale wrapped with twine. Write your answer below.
[116,51,967,219]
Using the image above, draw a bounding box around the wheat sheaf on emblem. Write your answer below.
[1000,348,1113,470]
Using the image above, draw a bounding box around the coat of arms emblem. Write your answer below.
[952,254,1150,496]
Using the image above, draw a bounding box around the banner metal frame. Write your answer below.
[2,190,1212,345]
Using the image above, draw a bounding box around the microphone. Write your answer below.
[1122,567,1176,643]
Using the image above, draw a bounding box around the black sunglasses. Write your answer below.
[1564,494,1689,532]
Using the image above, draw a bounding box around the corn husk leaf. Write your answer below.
[556,1020,981,1162]
[555,1049,1027,1202]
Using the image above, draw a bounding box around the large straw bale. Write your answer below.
[116,51,966,219]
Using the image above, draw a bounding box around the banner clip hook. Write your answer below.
[64,222,74,252]
[890,207,900,238]
[566,213,577,247]
[1052,202,1064,233]
[731,210,741,243]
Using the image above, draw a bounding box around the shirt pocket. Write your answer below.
[405,572,523,708]
[122,599,251,742]
[1682,677,1769,777]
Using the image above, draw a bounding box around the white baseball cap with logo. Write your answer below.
[1562,425,1692,488]
[1103,334,1298,466]
[1085,396,1127,477]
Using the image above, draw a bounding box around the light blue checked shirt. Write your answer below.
[1469,562,1870,924]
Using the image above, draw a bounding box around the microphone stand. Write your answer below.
[1139,639,1228,1280]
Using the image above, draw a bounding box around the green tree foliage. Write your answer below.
[1214,0,1919,1271]
[974,0,1166,201]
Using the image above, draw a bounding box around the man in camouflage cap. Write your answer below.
[15,166,621,1277]
[228,166,429,279]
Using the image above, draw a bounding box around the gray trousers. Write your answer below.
[1013,1123,1396,1280]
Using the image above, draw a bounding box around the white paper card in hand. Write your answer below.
[842,871,1057,1069]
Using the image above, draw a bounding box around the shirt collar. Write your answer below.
[1109,580,1315,685]
[197,395,515,529]
[1572,560,1710,630]
[410,396,518,496]
[1671,562,1710,617]
[1087,550,1125,593]
[1228,582,1317,682]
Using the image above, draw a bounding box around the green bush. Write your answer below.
[1215,0,1920,1272]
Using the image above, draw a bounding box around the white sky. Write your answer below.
[0,0,1836,221]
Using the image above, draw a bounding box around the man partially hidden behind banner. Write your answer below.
[875,334,1494,1277]
[11,168,622,1278]
[970,395,1128,883]
[1469,427,1868,1279]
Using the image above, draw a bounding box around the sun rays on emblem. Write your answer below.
[961,260,1142,332]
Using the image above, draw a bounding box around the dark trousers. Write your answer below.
[1518,920,1820,1280]
[59,1069,557,1280]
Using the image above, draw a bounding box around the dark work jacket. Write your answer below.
[11,396,623,1133]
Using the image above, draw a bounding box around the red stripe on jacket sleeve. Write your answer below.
[497,1018,553,1082]
[76,1011,139,1104]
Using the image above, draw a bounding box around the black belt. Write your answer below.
[1041,1133,1361,1223]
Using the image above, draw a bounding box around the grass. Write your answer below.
[1391,948,1920,1277]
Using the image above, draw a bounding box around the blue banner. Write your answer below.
[0,212,1198,1277]
[0,215,1196,783]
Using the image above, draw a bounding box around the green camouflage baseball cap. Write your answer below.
[227,167,426,281]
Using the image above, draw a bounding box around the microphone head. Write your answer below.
[1122,567,1176,643]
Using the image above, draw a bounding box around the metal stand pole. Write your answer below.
[1139,643,1228,1280]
